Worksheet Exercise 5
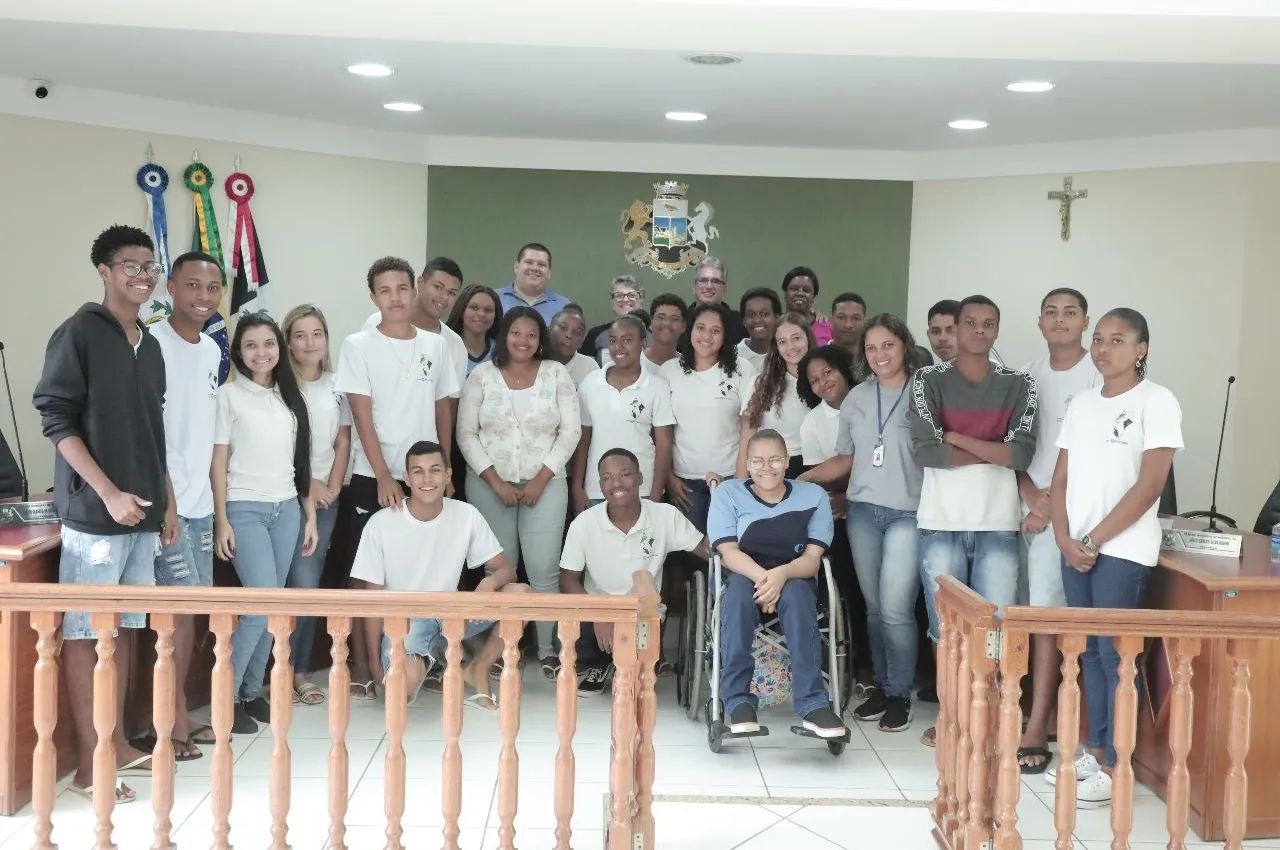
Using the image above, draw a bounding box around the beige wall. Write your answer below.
[0,114,428,493]
[908,164,1280,527]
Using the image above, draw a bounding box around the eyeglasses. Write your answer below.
[695,277,725,287]
[612,291,642,302]
[108,260,165,279]
[746,455,788,471]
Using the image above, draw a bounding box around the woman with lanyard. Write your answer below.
[803,314,926,733]
[1046,307,1182,809]
[738,312,815,479]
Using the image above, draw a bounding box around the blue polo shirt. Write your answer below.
[707,479,833,569]
[497,284,571,326]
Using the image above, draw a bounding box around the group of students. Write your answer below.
[35,226,1181,811]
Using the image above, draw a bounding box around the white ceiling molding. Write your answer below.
[4,73,1280,181]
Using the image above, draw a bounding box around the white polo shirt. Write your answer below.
[363,311,466,398]
[578,367,675,499]
[560,500,703,595]
[336,327,459,479]
[214,378,298,503]
[566,352,600,386]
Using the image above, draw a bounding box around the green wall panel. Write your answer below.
[426,166,913,328]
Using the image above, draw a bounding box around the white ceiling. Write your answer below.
[4,1,1280,152]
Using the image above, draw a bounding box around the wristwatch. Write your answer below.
[1080,534,1100,555]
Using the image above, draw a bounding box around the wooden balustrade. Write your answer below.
[0,572,661,850]
[930,576,1280,850]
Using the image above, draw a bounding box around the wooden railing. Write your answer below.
[930,575,1280,850]
[0,571,662,850]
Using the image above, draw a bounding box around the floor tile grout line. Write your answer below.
[725,808,790,850]
[784,811,852,850]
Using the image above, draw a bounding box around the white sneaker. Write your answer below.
[1075,770,1112,809]
[1045,752,1101,787]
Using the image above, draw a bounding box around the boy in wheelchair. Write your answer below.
[707,429,848,739]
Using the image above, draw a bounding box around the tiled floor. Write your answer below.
[2,670,1278,849]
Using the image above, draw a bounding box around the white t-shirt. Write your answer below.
[578,368,676,499]
[800,402,842,466]
[566,352,600,386]
[151,319,220,518]
[349,498,503,591]
[741,372,809,457]
[602,350,669,377]
[363,311,466,398]
[560,501,703,595]
[214,378,298,503]
[1057,379,1183,567]
[300,372,347,483]
[1021,352,1102,490]
[735,339,768,374]
[335,327,459,479]
[509,386,535,421]
[659,358,756,479]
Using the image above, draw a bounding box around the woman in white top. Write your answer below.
[457,306,581,678]
[659,302,755,533]
[282,304,351,706]
[213,313,317,734]
[797,344,856,470]
[1050,307,1182,808]
[739,312,815,479]
[446,284,503,376]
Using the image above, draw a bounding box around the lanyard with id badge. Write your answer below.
[872,382,908,468]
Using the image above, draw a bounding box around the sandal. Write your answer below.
[921,726,937,748]
[69,781,135,805]
[463,692,498,712]
[350,680,376,701]
[1018,746,1054,775]
[293,682,327,706]
[655,659,674,677]
[118,754,152,776]
[172,738,202,762]
[189,725,216,746]
[540,656,561,679]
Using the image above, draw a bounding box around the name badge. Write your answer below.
[872,442,885,468]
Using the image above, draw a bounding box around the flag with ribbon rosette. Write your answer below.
[185,161,231,384]
[224,171,269,314]
[136,162,172,324]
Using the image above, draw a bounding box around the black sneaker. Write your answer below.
[801,706,848,739]
[853,688,888,722]
[878,697,913,732]
[232,703,259,735]
[577,665,612,697]
[727,703,760,734]
[243,696,271,724]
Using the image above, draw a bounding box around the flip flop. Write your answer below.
[69,781,136,805]
[1018,746,1054,775]
[350,680,377,701]
[655,659,674,677]
[463,692,498,713]
[118,754,152,776]
[189,725,216,746]
[293,682,326,706]
[172,739,203,762]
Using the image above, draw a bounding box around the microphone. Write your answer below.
[0,341,29,502]
[1181,376,1238,532]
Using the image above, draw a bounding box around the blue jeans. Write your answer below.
[380,617,494,669]
[679,477,713,535]
[847,503,920,699]
[59,527,158,639]
[1060,553,1149,768]
[919,529,1019,642]
[228,499,301,701]
[286,504,338,675]
[719,572,828,717]
[154,514,214,587]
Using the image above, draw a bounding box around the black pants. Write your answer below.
[576,623,612,668]
[340,474,410,575]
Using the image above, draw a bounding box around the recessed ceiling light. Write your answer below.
[948,119,989,130]
[685,53,742,66]
[1007,80,1054,93]
[384,102,423,112]
[346,63,395,78]
[666,111,708,122]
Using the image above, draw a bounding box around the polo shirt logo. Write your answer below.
[629,398,647,420]
[718,377,734,398]
[418,355,433,380]
[1109,411,1135,443]
[640,533,656,556]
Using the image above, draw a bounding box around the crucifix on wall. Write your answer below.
[1047,176,1088,241]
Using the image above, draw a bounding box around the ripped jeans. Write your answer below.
[153,514,215,587]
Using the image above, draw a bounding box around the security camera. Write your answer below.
[32,80,50,99]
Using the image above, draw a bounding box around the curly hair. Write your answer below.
[744,312,815,428]
[676,302,741,377]
[852,313,927,380]
[796,344,855,408]
[90,224,154,268]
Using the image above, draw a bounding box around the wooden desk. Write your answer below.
[1135,523,1280,841]
[0,523,73,816]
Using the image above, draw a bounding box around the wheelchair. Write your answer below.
[675,552,854,755]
